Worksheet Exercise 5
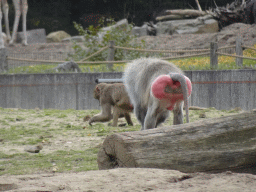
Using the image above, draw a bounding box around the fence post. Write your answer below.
[236,37,243,67]
[210,42,218,69]
[0,48,8,72]
[107,40,115,71]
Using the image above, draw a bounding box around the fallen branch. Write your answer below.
[98,110,256,173]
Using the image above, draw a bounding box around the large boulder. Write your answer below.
[157,15,219,35]
[17,29,46,44]
[46,31,71,43]
[97,19,129,41]
[132,22,157,37]
[101,19,129,32]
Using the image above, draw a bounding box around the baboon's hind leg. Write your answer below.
[89,103,112,125]
[111,106,122,127]
[124,113,133,126]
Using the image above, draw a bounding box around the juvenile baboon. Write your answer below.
[123,58,192,130]
[89,83,133,127]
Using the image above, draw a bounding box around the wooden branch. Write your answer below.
[165,9,206,16]
[98,110,256,173]
[156,15,185,21]
[156,9,207,21]
[195,0,202,11]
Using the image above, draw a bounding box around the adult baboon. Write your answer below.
[123,58,192,130]
[89,83,133,127]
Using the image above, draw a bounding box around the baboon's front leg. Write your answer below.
[89,103,112,125]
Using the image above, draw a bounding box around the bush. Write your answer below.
[72,18,147,62]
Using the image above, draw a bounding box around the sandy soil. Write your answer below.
[1,168,256,192]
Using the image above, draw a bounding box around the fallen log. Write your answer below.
[98,110,256,173]
[165,9,206,17]
[156,15,185,21]
[156,9,207,21]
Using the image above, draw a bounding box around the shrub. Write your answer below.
[72,18,147,63]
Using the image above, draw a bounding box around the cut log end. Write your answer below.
[97,134,137,170]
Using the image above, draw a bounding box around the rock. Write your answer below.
[137,23,256,51]
[101,19,128,32]
[17,29,46,44]
[53,61,82,72]
[24,144,43,153]
[132,22,157,37]
[199,113,206,118]
[131,26,148,37]
[217,23,256,47]
[62,36,85,43]
[97,19,129,42]
[83,115,91,122]
[157,15,219,35]
[46,31,71,43]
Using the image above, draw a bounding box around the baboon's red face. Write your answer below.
[151,74,192,110]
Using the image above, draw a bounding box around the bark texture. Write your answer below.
[98,110,256,173]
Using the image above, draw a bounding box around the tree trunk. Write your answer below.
[98,110,256,173]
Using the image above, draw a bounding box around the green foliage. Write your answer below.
[72,18,147,63]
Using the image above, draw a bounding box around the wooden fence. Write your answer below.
[0,71,255,111]
[0,38,255,72]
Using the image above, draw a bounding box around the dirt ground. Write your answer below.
[1,168,256,192]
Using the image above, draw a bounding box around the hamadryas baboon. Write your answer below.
[89,83,133,127]
[123,58,192,130]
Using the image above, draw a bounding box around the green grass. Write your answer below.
[0,107,246,176]
[0,148,98,175]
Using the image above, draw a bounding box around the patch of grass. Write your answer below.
[0,119,9,126]
[7,64,59,74]
[0,148,98,175]
[57,114,68,118]
[5,117,16,122]
[0,125,45,142]
[0,127,22,141]
[64,123,83,130]
[42,123,52,127]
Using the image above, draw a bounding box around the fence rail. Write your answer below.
[0,38,255,72]
[7,51,70,66]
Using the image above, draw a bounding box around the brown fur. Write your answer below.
[89,83,133,127]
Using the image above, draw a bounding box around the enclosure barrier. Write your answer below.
[0,70,255,111]
[2,38,255,72]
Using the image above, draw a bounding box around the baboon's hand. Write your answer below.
[88,119,93,126]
